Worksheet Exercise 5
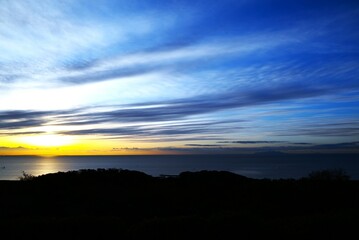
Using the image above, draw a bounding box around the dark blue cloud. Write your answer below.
[0,110,52,120]
[310,141,359,149]
[0,110,52,130]
[218,141,286,144]
[60,65,163,84]
[217,141,314,145]
[0,119,45,129]
[0,131,44,136]
[274,122,359,137]
[0,109,76,132]
[115,141,359,154]
[185,144,223,147]
[59,121,237,138]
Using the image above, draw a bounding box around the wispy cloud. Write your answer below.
[1,0,358,153]
[111,141,359,154]
[185,144,223,147]
[0,0,172,63]
[218,141,287,144]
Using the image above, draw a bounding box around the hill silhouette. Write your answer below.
[0,169,358,239]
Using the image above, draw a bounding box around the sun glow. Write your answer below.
[21,134,75,147]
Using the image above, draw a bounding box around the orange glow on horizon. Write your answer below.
[0,135,184,156]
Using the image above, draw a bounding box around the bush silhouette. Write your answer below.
[18,171,35,181]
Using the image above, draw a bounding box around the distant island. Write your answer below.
[1,169,358,239]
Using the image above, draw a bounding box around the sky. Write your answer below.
[0,0,359,155]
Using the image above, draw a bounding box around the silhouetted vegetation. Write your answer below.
[306,168,351,181]
[17,171,35,181]
[1,168,358,239]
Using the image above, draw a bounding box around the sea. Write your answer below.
[0,154,358,180]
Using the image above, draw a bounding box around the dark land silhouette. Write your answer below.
[1,169,358,239]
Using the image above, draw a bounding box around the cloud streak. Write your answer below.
[110,141,359,154]
[0,0,358,153]
[218,141,287,144]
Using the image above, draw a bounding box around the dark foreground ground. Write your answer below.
[1,169,358,239]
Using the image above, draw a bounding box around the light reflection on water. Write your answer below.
[29,157,62,177]
[0,154,358,180]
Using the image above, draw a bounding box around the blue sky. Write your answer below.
[0,0,358,154]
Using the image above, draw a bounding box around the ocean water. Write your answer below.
[0,154,358,180]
